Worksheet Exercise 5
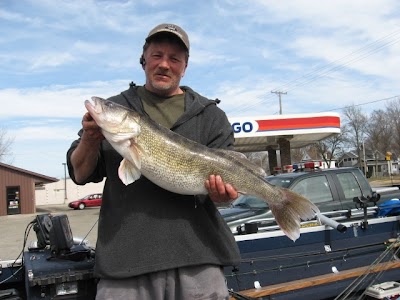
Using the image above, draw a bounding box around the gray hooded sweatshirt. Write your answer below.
[67,83,240,279]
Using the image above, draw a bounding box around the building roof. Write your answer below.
[0,162,59,184]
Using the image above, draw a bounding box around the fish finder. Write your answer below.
[32,213,53,249]
[49,214,74,256]
[32,213,90,261]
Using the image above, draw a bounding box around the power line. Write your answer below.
[320,95,400,112]
[229,28,400,115]
[271,28,400,94]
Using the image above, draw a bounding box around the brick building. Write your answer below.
[0,162,58,216]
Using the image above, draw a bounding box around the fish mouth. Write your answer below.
[84,99,95,114]
[84,97,103,114]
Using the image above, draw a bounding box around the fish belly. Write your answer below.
[141,161,209,195]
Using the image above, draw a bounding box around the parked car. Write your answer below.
[68,193,103,210]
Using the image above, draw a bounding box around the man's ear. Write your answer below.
[182,63,188,77]
[139,55,146,70]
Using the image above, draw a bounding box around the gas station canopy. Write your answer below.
[229,112,341,152]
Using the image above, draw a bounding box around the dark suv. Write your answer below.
[218,167,388,233]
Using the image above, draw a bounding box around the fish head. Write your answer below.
[85,96,141,136]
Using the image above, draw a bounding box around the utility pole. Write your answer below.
[362,140,367,177]
[62,163,67,203]
[271,91,287,115]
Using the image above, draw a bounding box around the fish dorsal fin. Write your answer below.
[224,149,250,161]
[216,149,267,178]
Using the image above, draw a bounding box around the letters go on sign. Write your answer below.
[232,122,254,133]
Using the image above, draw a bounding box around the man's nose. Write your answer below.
[158,57,170,69]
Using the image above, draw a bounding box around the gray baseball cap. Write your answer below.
[146,23,190,52]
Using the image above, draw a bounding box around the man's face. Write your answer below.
[143,40,187,97]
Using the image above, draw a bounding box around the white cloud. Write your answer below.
[0,80,129,118]
[0,8,41,25]
[72,41,109,54]
[30,52,77,70]
[10,126,78,141]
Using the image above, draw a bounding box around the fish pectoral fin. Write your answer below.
[118,158,142,185]
[108,132,138,143]
[118,141,144,185]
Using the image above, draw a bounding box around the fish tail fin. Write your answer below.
[269,188,320,242]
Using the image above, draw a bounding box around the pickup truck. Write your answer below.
[219,166,400,233]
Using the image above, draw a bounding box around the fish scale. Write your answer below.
[85,96,320,241]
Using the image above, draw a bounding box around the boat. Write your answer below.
[225,202,400,300]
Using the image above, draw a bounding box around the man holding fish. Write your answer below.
[67,24,242,300]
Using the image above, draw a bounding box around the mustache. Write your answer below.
[154,68,171,76]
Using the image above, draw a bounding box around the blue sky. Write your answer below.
[1,0,400,178]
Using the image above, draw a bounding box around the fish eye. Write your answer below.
[104,101,116,108]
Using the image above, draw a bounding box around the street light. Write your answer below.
[62,163,67,203]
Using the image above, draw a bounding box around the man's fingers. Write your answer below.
[207,175,217,191]
[82,112,93,123]
[81,113,104,143]
[215,175,226,194]
[225,183,238,200]
[204,175,238,203]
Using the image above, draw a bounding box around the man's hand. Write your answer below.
[205,175,238,203]
[70,112,104,183]
[81,112,104,144]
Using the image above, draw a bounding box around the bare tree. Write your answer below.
[342,105,368,168]
[291,148,306,163]
[0,128,14,163]
[365,109,392,156]
[245,151,269,172]
[386,97,400,151]
[313,124,350,167]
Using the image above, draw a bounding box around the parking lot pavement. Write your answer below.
[0,205,100,261]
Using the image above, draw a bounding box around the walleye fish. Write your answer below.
[85,96,320,241]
